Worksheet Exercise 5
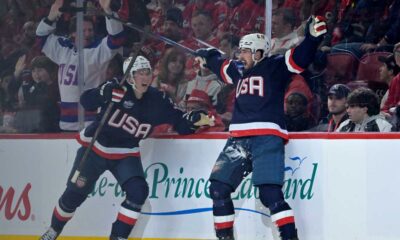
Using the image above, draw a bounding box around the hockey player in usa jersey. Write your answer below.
[36,0,126,131]
[195,16,327,240]
[39,56,212,240]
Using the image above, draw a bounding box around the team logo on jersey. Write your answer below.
[123,100,134,109]
[75,176,87,188]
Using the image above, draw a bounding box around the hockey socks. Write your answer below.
[51,199,76,233]
[213,198,235,239]
[270,201,297,240]
[111,200,141,239]
[210,181,235,239]
[258,184,297,240]
[49,189,87,233]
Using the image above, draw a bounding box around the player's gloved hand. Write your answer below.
[183,110,215,130]
[99,80,126,103]
[195,48,222,69]
[232,60,245,76]
[305,15,327,40]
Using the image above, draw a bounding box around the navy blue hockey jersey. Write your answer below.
[77,80,195,159]
[205,35,321,140]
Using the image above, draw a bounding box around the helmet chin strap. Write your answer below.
[251,50,266,66]
[251,53,261,67]
[127,74,137,90]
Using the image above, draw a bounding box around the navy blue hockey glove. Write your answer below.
[195,48,222,69]
[183,109,215,130]
[305,15,327,41]
[232,60,245,76]
[99,80,126,103]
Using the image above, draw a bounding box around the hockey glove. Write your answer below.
[195,48,222,69]
[99,81,126,103]
[305,15,327,40]
[183,110,215,130]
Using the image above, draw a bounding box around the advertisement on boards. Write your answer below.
[1,137,400,240]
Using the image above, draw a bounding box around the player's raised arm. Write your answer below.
[284,15,327,74]
[99,0,112,15]
[47,0,63,22]
[97,0,125,57]
[195,48,243,85]
[35,0,66,64]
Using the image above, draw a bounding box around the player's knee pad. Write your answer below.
[59,188,87,211]
[258,184,285,209]
[123,177,149,205]
[209,180,233,200]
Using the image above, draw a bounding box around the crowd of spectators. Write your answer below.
[1,0,400,133]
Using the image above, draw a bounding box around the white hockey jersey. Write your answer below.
[36,15,124,131]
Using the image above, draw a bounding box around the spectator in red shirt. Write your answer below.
[239,0,265,36]
[270,8,304,56]
[148,0,175,33]
[217,0,256,37]
[219,33,240,59]
[186,89,225,132]
[182,10,219,80]
[382,43,400,118]
[182,0,216,35]
[378,54,400,111]
[143,7,185,65]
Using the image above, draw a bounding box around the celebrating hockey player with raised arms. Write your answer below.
[195,16,327,240]
[39,56,213,240]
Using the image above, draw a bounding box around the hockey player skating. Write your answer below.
[195,16,327,240]
[39,56,213,240]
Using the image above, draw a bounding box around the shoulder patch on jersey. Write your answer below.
[123,100,134,109]
[57,37,74,49]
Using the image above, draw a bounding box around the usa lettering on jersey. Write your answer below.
[236,76,264,98]
[108,109,151,138]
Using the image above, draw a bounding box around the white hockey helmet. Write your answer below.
[123,56,152,87]
[123,56,152,75]
[239,33,270,64]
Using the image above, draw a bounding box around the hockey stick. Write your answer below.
[86,7,220,56]
[70,25,151,184]
[193,37,225,55]
[108,14,197,55]
[66,4,225,57]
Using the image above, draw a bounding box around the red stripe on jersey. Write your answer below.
[53,207,72,222]
[230,129,289,140]
[117,212,137,225]
[61,108,97,117]
[275,216,295,227]
[76,137,141,160]
[113,89,125,95]
[288,49,304,73]
[220,60,231,84]
[214,221,234,230]
[112,95,123,102]
[316,24,327,32]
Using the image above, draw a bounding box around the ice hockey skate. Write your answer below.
[39,227,59,240]
[109,236,127,240]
